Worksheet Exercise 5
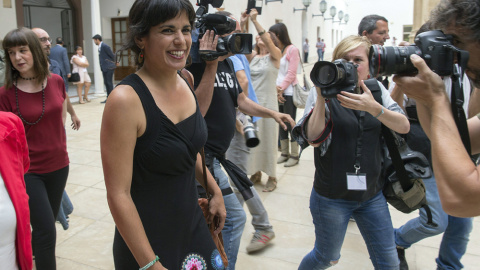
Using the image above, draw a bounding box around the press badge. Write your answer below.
[346,173,367,190]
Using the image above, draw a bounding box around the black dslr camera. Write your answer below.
[369,30,469,77]
[310,59,358,98]
[194,0,252,61]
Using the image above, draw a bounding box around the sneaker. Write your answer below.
[397,247,409,270]
[246,230,275,253]
[349,216,356,222]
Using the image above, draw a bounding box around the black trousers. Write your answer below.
[304,52,309,63]
[103,69,115,96]
[25,165,69,270]
[279,95,297,141]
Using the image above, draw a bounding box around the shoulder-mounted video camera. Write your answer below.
[193,0,252,62]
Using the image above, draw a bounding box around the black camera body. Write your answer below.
[194,0,252,60]
[369,30,466,77]
[310,59,358,98]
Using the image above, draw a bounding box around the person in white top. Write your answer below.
[70,46,91,104]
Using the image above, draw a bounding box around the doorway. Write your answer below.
[23,0,75,54]
[111,17,136,80]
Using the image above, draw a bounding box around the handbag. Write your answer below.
[381,126,431,213]
[68,72,80,82]
[292,50,311,109]
[198,148,228,267]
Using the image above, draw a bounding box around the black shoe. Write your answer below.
[397,247,409,270]
[100,99,107,104]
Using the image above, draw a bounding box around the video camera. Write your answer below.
[310,59,358,98]
[369,30,469,77]
[194,0,252,61]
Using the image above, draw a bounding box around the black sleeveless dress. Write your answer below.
[112,74,225,270]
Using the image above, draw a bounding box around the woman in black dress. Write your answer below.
[100,1,226,269]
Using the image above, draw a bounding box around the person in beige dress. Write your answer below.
[70,46,91,104]
[243,9,282,192]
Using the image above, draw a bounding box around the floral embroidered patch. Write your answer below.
[211,249,225,270]
[181,253,207,270]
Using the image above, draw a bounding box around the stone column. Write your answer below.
[91,0,105,97]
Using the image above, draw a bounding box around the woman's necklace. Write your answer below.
[15,79,45,125]
[19,75,37,81]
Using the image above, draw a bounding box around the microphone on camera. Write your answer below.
[204,14,228,24]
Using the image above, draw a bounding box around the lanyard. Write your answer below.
[354,111,366,174]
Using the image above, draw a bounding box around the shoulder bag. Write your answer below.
[198,148,228,267]
[292,50,311,109]
[68,72,80,82]
[364,78,432,214]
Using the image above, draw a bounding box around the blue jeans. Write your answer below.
[214,158,246,270]
[317,49,323,62]
[299,189,399,270]
[226,129,273,232]
[56,190,74,230]
[394,176,472,270]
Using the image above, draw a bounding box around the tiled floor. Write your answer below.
[53,77,479,269]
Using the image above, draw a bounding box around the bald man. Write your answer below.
[32,28,81,130]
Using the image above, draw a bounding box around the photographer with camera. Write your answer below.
[293,35,409,269]
[388,21,473,270]
[391,0,480,218]
[187,8,295,269]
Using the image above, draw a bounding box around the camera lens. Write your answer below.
[369,45,422,77]
[234,35,242,52]
[311,61,341,87]
[318,65,336,85]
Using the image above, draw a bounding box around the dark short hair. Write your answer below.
[268,23,292,47]
[2,27,50,89]
[92,34,102,41]
[75,45,83,51]
[56,37,63,44]
[121,0,195,69]
[358,14,388,36]
[430,0,480,42]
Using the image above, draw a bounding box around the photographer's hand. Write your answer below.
[249,8,258,22]
[338,80,409,134]
[393,54,447,108]
[337,81,380,115]
[199,30,219,59]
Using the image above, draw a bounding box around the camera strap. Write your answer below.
[450,63,472,157]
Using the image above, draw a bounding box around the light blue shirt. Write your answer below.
[229,54,261,122]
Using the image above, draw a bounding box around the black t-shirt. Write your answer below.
[187,60,243,155]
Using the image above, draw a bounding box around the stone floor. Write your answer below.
[51,69,480,270]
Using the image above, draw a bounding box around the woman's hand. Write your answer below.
[199,30,218,52]
[249,8,258,22]
[277,86,286,103]
[336,80,382,116]
[208,192,226,235]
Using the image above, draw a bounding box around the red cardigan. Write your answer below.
[0,112,32,270]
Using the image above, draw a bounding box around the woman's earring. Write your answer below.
[138,49,144,64]
[367,74,371,79]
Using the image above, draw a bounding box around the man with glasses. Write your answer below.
[32,28,81,130]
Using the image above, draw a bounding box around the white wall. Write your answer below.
[343,0,414,45]
[0,3,17,42]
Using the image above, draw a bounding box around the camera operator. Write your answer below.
[293,35,409,270]
[187,12,295,269]
[393,0,480,218]
[389,21,474,270]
